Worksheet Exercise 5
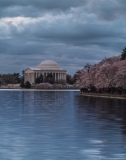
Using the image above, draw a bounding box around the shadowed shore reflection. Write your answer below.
[0,90,126,160]
[76,96,126,134]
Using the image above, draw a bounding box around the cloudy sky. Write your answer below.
[0,0,126,75]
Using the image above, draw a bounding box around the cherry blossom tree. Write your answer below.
[114,59,126,88]
[75,55,126,90]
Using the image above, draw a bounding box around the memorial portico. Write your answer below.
[24,60,67,84]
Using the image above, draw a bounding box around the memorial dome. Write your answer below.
[38,60,62,70]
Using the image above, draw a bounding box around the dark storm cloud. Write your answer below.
[0,0,126,74]
[0,0,88,18]
[86,0,126,21]
[0,0,125,20]
[6,15,126,51]
[0,0,87,9]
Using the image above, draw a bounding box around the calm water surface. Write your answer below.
[0,90,126,160]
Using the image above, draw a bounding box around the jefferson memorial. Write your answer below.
[24,60,67,83]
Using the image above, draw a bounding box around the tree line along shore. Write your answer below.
[0,47,126,92]
[75,46,126,97]
[0,72,76,89]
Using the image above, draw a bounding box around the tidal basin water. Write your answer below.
[0,90,126,160]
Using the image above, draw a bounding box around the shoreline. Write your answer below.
[0,88,80,91]
[79,92,126,100]
[0,87,79,90]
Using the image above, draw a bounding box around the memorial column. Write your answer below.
[59,73,61,82]
[64,73,66,82]
[55,73,56,82]
[63,73,65,81]
[58,73,59,82]
[61,73,63,81]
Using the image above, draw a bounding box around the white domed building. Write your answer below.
[24,60,67,83]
